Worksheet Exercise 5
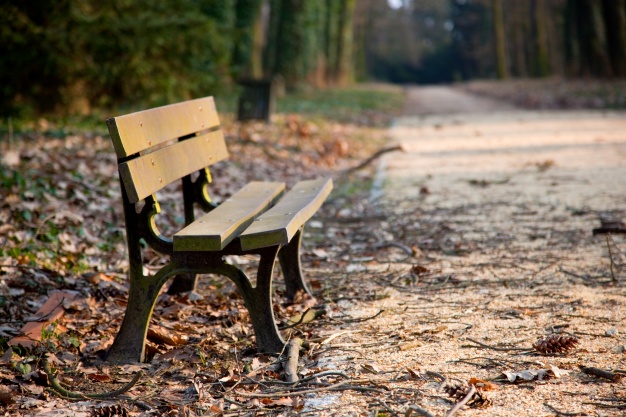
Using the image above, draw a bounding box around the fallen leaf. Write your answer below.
[87,373,112,382]
[502,365,569,383]
[0,385,16,406]
[469,377,498,390]
[147,326,189,346]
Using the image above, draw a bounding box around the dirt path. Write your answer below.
[309,86,626,416]
[401,85,518,115]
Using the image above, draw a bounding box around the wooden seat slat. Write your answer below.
[174,181,286,252]
[107,96,220,158]
[239,178,333,251]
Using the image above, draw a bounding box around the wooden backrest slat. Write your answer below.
[119,130,229,203]
[107,97,220,158]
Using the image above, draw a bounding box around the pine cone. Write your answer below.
[91,405,129,417]
[443,382,492,409]
[533,334,579,355]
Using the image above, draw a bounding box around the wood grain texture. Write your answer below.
[174,181,286,251]
[239,178,333,251]
[107,96,220,158]
[118,130,228,203]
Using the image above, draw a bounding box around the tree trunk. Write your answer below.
[532,0,550,76]
[335,0,356,86]
[565,0,582,76]
[232,0,264,79]
[270,0,309,89]
[584,0,612,77]
[602,0,626,76]
[491,0,509,79]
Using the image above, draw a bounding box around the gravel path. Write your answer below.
[308,86,626,416]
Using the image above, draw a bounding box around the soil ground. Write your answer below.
[2,84,626,417]
[306,86,626,416]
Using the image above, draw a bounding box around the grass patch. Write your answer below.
[277,84,404,125]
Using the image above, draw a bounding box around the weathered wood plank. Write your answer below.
[107,96,220,158]
[118,130,228,203]
[239,178,333,251]
[174,182,286,251]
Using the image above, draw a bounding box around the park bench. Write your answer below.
[105,96,332,363]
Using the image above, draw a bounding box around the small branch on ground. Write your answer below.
[544,402,589,416]
[405,404,436,417]
[606,235,618,283]
[445,384,476,417]
[580,366,623,382]
[283,338,303,383]
[231,380,349,398]
[373,399,400,417]
[42,358,142,400]
[334,309,385,324]
[343,144,405,175]
[465,338,533,352]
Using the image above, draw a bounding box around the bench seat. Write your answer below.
[174,181,285,252]
[240,178,333,251]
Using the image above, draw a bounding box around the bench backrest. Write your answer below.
[106,97,229,204]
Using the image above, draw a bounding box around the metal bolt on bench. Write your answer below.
[105,96,332,363]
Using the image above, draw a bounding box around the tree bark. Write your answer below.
[491,0,509,79]
[335,0,356,86]
[532,0,550,76]
[602,0,626,76]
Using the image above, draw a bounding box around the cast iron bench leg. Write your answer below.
[106,263,183,363]
[218,246,285,353]
[278,227,313,300]
[167,273,197,294]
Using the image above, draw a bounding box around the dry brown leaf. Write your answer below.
[147,326,189,346]
[469,377,498,390]
[0,385,16,406]
[411,265,431,276]
[87,373,112,383]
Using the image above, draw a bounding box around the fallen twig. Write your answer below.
[231,380,350,398]
[445,384,475,417]
[405,404,436,417]
[343,144,405,174]
[280,307,326,330]
[375,241,414,261]
[283,338,303,383]
[465,338,533,352]
[374,399,400,417]
[580,366,623,382]
[582,401,626,410]
[606,235,618,283]
[335,309,385,324]
[42,358,142,400]
[544,402,589,416]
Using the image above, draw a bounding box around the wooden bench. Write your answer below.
[105,96,332,363]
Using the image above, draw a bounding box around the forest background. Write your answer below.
[2,0,626,120]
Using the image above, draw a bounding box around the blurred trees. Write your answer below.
[0,0,357,117]
[353,0,626,84]
[2,0,625,117]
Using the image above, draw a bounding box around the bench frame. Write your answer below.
[105,97,331,363]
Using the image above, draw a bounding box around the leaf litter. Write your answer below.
[1,82,626,416]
